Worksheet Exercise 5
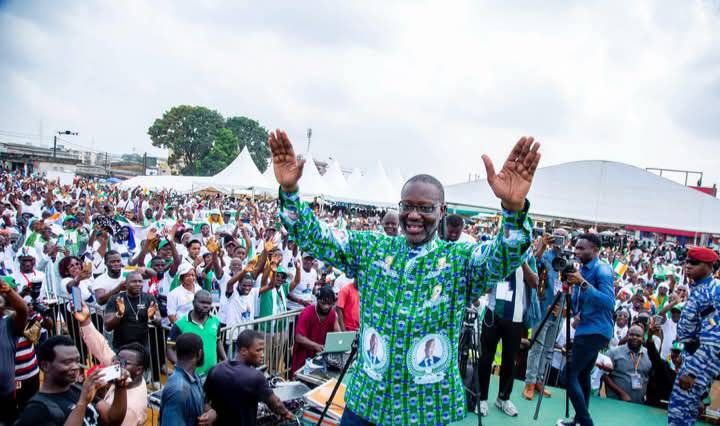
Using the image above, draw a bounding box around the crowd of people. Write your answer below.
[0,158,719,426]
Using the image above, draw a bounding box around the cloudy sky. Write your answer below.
[1,0,719,188]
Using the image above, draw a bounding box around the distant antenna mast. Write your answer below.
[306,128,312,152]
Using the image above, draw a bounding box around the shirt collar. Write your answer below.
[175,366,199,384]
[696,275,714,286]
[582,257,599,271]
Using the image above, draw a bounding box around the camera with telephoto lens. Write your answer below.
[551,249,577,279]
[29,281,51,316]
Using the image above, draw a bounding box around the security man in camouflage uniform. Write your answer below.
[668,247,720,426]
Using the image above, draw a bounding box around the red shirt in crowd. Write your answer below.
[291,305,338,376]
[337,284,360,331]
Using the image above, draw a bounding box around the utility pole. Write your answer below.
[306,128,312,152]
[105,152,108,176]
[143,152,147,175]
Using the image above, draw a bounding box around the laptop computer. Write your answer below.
[321,331,357,354]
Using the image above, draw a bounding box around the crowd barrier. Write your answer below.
[45,295,302,389]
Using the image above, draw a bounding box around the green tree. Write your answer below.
[196,128,240,176]
[225,116,271,172]
[148,105,225,175]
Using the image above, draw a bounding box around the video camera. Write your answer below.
[551,249,577,279]
[28,281,51,316]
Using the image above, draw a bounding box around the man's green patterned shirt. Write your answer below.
[278,189,532,425]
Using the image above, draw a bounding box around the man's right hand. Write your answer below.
[79,369,103,405]
[73,303,91,325]
[620,392,632,402]
[116,297,125,317]
[267,130,305,193]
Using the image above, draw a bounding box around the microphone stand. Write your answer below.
[316,333,359,426]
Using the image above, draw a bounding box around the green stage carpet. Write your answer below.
[450,379,711,425]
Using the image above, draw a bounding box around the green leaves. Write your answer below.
[225,116,271,172]
[148,105,271,176]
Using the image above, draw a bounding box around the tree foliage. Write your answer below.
[225,116,271,172]
[148,105,225,175]
[196,128,240,176]
[148,106,271,176]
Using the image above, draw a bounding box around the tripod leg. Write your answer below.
[533,295,565,421]
[317,335,359,426]
[564,292,573,420]
[474,315,483,426]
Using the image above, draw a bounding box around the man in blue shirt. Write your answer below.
[160,332,215,426]
[557,233,614,426]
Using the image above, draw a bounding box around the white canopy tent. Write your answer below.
[296,152,328,197]
[387,169,406,196]
[445,160,720,234]
[347,160,397,206]
[324,159,349,199]
[211,147,273,192]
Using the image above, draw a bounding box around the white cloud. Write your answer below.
[1,0,719,189]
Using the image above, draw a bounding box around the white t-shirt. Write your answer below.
[167,283,201,319]
[91,273,124,303]
[61,277,94,302]
[116,199,135,214]
[610,324,628,348]
[661,318,678,358]
[220,287,259,328]
[289,267,317,309]
[12,270,47,301]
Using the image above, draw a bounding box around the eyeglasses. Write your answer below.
[398,202,439,214]
[686,259,702,266]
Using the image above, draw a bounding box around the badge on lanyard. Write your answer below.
[631,372,643,390]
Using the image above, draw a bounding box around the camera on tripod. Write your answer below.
[551,249,577,279]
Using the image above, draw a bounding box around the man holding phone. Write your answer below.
[14,335,130,426]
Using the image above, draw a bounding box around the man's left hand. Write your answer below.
[679,374,696,390]
[565,270,583,285]
[482,137,541,211]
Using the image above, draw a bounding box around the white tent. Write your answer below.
[296,152,328,196]
[445,160,720,234]
[387,169,406,196]
[213,147,271,190]
[324,159,349,198]
[346,167,363,187]
[349,161,397,206]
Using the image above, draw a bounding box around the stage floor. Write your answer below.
[450,379,712,425]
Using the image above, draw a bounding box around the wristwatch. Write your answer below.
[580,281,590,291]
[115,312,123,318]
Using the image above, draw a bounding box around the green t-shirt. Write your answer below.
[174,314,221,376]
[258,282,289,333]
[278,189,532,425]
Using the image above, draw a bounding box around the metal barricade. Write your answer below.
[54,296,168,385]
[219,308,302,380]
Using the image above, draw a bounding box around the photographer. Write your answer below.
[557,233,615,426]
[13,248,48,302]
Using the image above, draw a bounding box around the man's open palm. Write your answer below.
[267,130,305,193]
[482,137,541,211]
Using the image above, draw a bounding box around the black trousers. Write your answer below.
[478,310,524,401]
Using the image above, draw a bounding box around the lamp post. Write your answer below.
[53,130,78,158]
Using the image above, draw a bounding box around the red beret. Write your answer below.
[687,246,719,264]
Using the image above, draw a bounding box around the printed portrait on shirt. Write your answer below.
[362,328,388,380]
[408,333,450,384]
